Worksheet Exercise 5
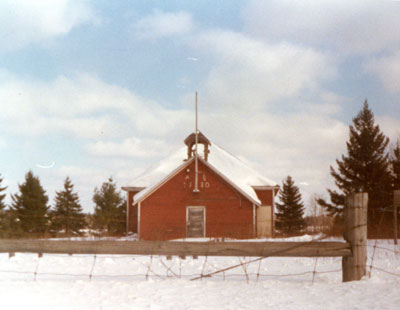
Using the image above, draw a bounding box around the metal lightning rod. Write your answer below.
[194,91,199,193]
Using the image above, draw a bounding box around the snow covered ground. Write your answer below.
[0,238,399,309]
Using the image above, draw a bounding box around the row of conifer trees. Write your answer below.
[0,173,126,238]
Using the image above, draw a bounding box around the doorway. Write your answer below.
[186,206,206,237]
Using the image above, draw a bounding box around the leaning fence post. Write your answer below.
[394,190,399,245]
[342,192,368,282]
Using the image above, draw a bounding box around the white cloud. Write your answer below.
[203,108,348,167]
[242,0,400,55]
[133,10,193,40]
[0,72,192,139]
[317,92,346,114]
[196,104,349,204]
[182,29,350,199]
[85,137,172,158]
[29,160,149,212]
[0,0,98,52]
[0,74,121,138]
[37,165,111,211]
[191,30,336,110]
[376,116,400,142]
[366,51,400,93]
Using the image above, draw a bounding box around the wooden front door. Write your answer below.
[186,206,205,237]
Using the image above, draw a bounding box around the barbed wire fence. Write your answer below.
[0,239,399,284]
[0,193,399,284]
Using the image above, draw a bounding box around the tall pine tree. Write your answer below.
[275,175,305,235]
[318,100,392,231]
[11,171,49,235]
[92,177,126,235]
[390,140,400,190]
[0,174,7,235]
[50,177,87,236]
[0,174,6,212]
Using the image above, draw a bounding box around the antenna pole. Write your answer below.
[194,92,199,193]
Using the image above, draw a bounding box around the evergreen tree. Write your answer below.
[275,175,305,234]
[318,100,392,230]
[11,171,49,235]
[0,209,23,238]
[0,174,6,212]
[92,177,126,235]
[0,174,8,235]
[390,140,400,190]
[50,177,87,235]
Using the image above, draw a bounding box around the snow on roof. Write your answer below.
[131,142,278,205]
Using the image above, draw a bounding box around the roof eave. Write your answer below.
[252,185,280,190]
[121,186,146,192]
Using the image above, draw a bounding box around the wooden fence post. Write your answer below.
[394,190,399,245]
[342,192,368,282]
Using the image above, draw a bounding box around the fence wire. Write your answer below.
[1,192,399,283]
[0,239,398,283]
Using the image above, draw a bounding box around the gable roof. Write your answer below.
[130,141,278,205]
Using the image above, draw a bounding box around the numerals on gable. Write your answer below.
[184,171,211,189]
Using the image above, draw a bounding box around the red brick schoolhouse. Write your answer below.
[122,132,279,240]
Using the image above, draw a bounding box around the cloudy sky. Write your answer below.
[1,0,400,212]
